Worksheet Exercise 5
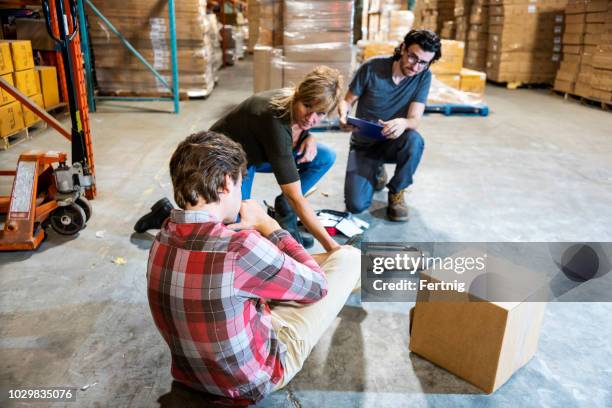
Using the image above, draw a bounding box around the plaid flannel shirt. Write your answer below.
[147,210,328,402]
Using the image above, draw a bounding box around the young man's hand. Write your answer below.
[338,100,357,132]
[379,118,409,139]
[227,200,281,236]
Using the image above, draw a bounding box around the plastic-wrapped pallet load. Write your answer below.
[86,0,220,97]
[485,0,566,85]
[282,0,354,87]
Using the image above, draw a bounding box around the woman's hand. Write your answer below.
[296,135,318,164]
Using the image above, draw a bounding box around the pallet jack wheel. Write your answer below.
[76,196,92,221]
[50,203,87,235]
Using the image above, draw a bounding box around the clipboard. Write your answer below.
[347,116,386,140]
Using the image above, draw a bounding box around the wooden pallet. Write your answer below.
[487,79,552,90]
[1,128,30,150]
[553,90,612,111]
[96,85,217,101]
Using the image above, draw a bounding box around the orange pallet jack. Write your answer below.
[0,0,95,251]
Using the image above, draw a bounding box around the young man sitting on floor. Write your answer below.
[146,131,361,404]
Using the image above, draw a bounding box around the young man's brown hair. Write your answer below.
[169,131,247,208]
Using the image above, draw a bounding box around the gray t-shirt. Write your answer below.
[349,56,431,147]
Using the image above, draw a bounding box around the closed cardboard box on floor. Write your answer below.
[0,101,25,137]
[436,74,461,88]
[21,93,44,127]
[460,68,486,93]
[35,66,60,108]
[409,253,547,394]
[2,40,34,71]
[13,69,39,96]
[0,73,16,105]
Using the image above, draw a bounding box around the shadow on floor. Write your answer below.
[408,352,482,395]
[157,382,250,408]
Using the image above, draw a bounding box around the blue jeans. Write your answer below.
[344,130,425,213]
[241,142,336,199]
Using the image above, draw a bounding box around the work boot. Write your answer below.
[387,190,408,222]
[134,198,174,233]
[374,164,387,191]
[274,195,314,248]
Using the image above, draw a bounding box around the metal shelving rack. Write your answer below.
[78,0,180,114]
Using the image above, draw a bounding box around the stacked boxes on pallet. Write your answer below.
[454,0,474,41]
[486,0,566,84]
[428,40,488,103]
[0,41,25,139]
[558,0,612,102]
[282,0,354,87]
[415,0,456,32]
[590,1,612,102]
[414,0,442,31]
[252,0,355,93]
[554,0,590,93]
[87,0,221,97]
[363,0,413,42]
[464,0,490,70]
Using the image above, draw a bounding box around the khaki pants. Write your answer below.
[270,246,361,391]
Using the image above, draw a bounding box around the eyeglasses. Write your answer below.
[404,52,431,69]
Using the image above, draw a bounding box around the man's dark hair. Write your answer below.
[170,131,247,209]
[393,29,442,64]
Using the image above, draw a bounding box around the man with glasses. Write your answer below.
[339,30,441,221]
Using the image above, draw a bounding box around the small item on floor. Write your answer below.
[316,209,369,238]
[112,257,127,265]
[304,186,318,198]
[321,191,329,197]
[95,230,106,239]
[81,382,97,391]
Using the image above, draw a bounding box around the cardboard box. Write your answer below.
[586,11,607,23]
[0,73,16,105]
[1,40,34,71]
[563,32,584,44]
[554,77,575,93]
[35,66,60,108]
[13,68,39,96]
[565,13,586,24]
[565,2,587,14]
[563,44,583,54]
[431,40,465,74]
[21,93,44,127]
[436,73,461,88]
[564,22,586,33]
[586,0,609,13]
[409,254,547,394]
[460,68,486,93]
[252,46,283,93]
[0,101,25,137]
[0,42,14,75]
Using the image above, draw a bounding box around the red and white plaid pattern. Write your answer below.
[147,210,328,402]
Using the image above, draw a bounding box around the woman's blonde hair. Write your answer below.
[270,65,344,122]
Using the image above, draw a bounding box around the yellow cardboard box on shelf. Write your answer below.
[21,93,44,127]
[431,40,465,74]
[0,42,14,75]
[13,68,39,97]
[0,101,25,137]
[0,73,16,105]
[35,66,60,108]
[1,40,35,71]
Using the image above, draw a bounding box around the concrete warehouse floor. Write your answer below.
[1,58,612,408]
